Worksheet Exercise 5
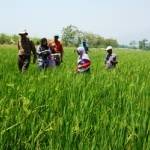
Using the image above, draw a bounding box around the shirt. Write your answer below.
[53,41,63,53]
[18,38,36,56]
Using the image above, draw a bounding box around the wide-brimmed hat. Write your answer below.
[106,46,113,51]
[19,30,28,35]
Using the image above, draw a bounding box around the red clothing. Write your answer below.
[53,41,63,53]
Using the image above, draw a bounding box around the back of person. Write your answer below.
[77,47,91,73]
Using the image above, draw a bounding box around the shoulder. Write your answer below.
[58,40,63,45]
[48,39,54,45]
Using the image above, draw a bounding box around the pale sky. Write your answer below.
[0,0,149,45]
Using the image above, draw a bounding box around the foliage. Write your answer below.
[0,33,40,45]
[139,39,150,50]
[62,25,119,48]
[0,46,150,149]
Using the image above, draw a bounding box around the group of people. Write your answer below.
[17,30,63,72]
[17,30,118,73]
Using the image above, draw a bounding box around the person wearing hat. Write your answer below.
[48,35,64,65]
[76,46,91,73]
[105,46,118,69]
[18,30,36,72]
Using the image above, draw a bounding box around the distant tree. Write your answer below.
[62,25,119,48]
[11,35,19,44]
[0,34,11,44]
[139,39,149,50]
[129,41,137,49]
[62,25,82,46]
[83,32,105,48]
[105,38,119,48]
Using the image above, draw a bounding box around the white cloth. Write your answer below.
[77,53,90,63]
[77,47,86,54]
[77,53,91,72]
[106,53,117,69]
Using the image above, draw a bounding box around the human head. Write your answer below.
[54,35,59,41]
[106,46,113,54]
[40,38,48,46]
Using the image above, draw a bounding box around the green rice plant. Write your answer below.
[0,46,150,150]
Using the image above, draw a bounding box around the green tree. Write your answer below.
[62,25,119,48]
[0,34,11,44]
[62,25,82,47]
[139,39,149,50]
[129,41,137,49]
[105,38,119,48]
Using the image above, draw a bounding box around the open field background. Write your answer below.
[0,45,150,149]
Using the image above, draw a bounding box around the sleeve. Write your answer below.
[36,46,41,55]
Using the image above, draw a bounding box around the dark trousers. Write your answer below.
[18,55,30,72]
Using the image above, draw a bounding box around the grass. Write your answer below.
[0,45,150,150]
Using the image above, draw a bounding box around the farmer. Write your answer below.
[37,38,55,69]
[18,30,36,72]
[48,35,64,65]
[105,46,118,69]
[76,47,91,73]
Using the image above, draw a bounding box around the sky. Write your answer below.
[0,0,150,45]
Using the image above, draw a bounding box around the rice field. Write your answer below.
[0,45,150,150]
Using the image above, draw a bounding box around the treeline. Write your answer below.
[62,25,119,48]
[0,33,40,45]
[0,34,18,44]
[129,39,150,50]
[0,25,119,48]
